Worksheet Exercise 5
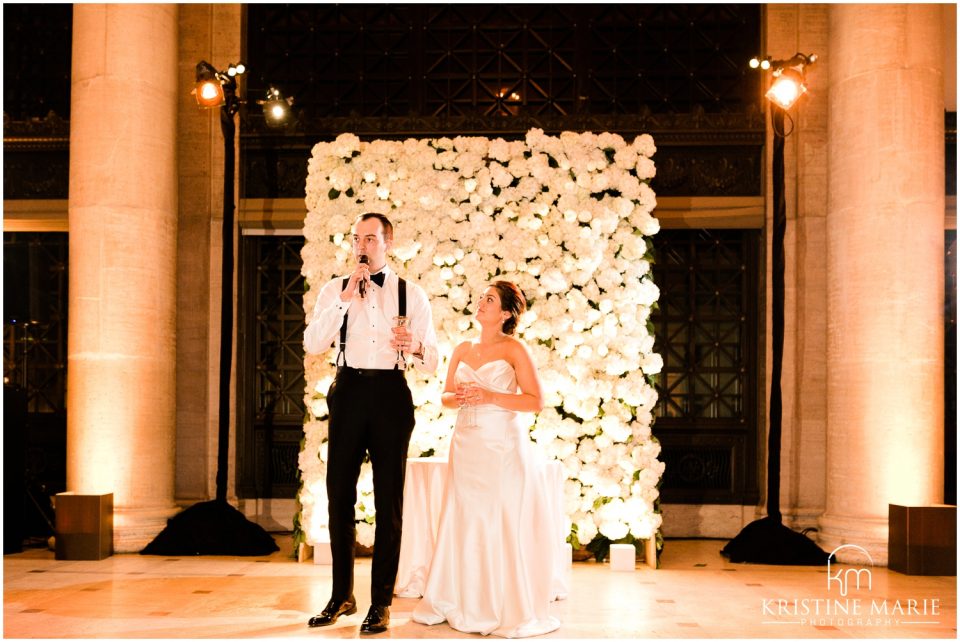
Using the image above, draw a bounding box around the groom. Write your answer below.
[304,213,438,633]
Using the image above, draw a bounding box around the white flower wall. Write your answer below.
[299,129,665,553]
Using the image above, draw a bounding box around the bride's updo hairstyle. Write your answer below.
[491,280,527,335]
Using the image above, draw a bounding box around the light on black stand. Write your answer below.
[142,61,277,556]
[258,86,294,129]
[721,54,829,565]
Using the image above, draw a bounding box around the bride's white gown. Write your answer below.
[412,359,561,638]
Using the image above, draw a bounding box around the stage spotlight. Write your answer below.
[194,61,246,109]
[260,87,294,127]
[750,52,816,111]
[766,67,807,110]
[194,61,225,108]
[196,81,224,107]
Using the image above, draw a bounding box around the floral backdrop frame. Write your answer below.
[298,128,665,559]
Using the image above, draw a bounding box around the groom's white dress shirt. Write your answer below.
[304,265,438,374]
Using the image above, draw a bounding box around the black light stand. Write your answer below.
[142,63,277,556]
[767,104,787,525]
[215,66,239,505]
[721,60,830,565]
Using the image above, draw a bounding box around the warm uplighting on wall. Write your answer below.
[68,414,132,495]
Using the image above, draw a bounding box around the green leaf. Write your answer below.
[593,496,611,510]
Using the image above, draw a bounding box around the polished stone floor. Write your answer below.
[4,536,956,639]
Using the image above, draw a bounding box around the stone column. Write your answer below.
[175,3,243,505]
[67,4,180,552]
[820,4,945,564]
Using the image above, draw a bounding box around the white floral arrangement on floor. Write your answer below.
[298,128,665,558]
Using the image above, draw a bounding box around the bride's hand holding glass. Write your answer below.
[455,382,478,407]
[456,382,485,428]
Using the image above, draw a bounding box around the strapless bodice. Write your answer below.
[455,359,517,394]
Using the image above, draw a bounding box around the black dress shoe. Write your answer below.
[307,597,357,627]
[359,605,390,634]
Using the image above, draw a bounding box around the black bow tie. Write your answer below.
[369,271,386,288]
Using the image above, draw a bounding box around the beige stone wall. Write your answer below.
[945,3,957,112]
[765,4,830,532]
[175,4,243,503]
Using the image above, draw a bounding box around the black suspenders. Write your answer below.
[337,276,407,368]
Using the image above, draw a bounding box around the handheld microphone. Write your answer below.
[358,255,369,298]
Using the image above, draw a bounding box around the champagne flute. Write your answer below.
[393,315,408,369]
[458,381,478,428]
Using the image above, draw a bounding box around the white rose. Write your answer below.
[331,133,361,158]
[640,352,663,375]
[577,438,599,464]
[634,156,657,180]
[540,268,569,293]
[597,505,631,541]
[574,515,598,546]
[633,133,656,158]
[614,146,638,170]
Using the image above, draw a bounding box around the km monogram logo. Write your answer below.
[827,545,873,597]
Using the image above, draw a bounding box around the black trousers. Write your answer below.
[325,367,415,606]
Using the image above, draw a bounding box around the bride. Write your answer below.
[412,281,561,638]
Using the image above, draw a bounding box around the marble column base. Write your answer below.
[817,512,889,566]
[112,505,182,553]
